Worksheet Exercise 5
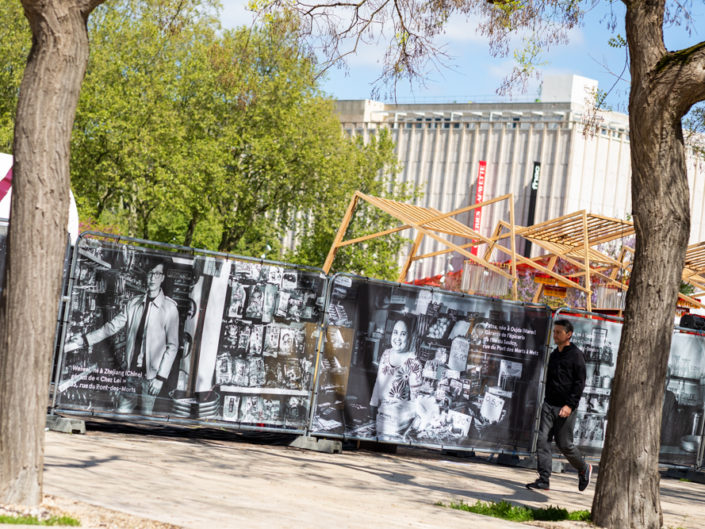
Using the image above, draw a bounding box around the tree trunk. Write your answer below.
[592,101,689,529]
[0,0,104,506]
[592,4,696,527]
[183,212,198,247]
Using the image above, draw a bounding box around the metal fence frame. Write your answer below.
[551,308,705,469]
[45,231,705,470]
[308,272,553,457]
[50,231,328,436]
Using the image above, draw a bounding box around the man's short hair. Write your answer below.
[554,319,574,334]
[154,256,172,270]
[139,254,170,275]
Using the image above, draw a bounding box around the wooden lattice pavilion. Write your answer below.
[485,212,636,311]
[323,191,524,298]
[684,242,705,295]
[324,192,705,312]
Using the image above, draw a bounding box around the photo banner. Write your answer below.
[312,274,552,452]
[661,330,705,466]
[549,313,621,458]
[54,235,327,433]
[551,311,705,467]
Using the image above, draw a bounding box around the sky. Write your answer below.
[219,1,703,112]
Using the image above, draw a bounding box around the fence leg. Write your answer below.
[46,414,86,434]
[289,435,342,454]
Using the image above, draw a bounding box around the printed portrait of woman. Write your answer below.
[370,315,422,439]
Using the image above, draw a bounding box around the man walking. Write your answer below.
[526,319,592,492]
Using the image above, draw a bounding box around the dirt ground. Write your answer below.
[1,495,597,529]
[4,422,703,528]
[1,495,181,528]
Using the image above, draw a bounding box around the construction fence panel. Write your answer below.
[310,273,553,454]
[552,310,705,468]
[52,233,327,434]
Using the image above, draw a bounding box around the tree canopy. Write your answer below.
[0,0,417,279]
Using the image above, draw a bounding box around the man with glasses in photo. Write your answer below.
[65,258,179,414]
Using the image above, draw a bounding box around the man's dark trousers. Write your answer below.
[536,401,586,483]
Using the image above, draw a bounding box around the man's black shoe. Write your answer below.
[525,479,550,491]
[578,463,592,491]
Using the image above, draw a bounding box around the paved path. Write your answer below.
[40,425,705,529]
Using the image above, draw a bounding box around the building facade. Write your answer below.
[335,74,705,279]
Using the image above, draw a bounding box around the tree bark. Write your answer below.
[592,1,705,527]
[0,0,104,506]
[183,212,198,247]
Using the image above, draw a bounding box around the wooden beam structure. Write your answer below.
[485,211,638,311]
[323,192,522,299]
[324,191,705,313]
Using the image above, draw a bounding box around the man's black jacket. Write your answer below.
[544,342,586,410]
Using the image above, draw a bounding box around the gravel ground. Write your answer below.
[0,495,182,528]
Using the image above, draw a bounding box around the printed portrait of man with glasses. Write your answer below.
[65,257,179,414]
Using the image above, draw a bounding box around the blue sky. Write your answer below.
[220,1,703,112]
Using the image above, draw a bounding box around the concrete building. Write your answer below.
[335,74,705,280]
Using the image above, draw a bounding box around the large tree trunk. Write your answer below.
[592,2,705,527]
[592,93,689,529]
[0,0,103,506]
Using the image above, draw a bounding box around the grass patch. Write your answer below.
[0,514,80,526]
[442,499,591,523]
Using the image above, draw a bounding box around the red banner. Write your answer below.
[0,167,12,202]
[471,161,486,255]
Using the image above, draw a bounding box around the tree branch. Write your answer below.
[655,41,705,112]
[79,0,106,17]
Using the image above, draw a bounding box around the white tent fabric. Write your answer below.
[0,153,79,243]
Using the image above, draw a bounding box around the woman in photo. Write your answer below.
[370,316,422,439]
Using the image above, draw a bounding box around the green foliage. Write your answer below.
[0,0,414,278]
[680,281,696,296]
[441,499,591,522]
[0,2,30,152]
[71,0,225,242]
[594,88,611,111]
[608,34,627,48]
[31,0,413,276]
[0,514,80,526]
[288,130,419,280]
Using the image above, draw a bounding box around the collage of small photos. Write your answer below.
[214,260,325,429]
[564,317,620,455]
[313,276,551,451]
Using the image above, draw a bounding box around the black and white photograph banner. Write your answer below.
[312,274,552,452]
[552,312,705,466]
[54,235,327,432]
[662,330,705,466]
[551,313,621,457]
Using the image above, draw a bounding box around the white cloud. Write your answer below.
[219,0,256,29]
[441,14,488,44]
